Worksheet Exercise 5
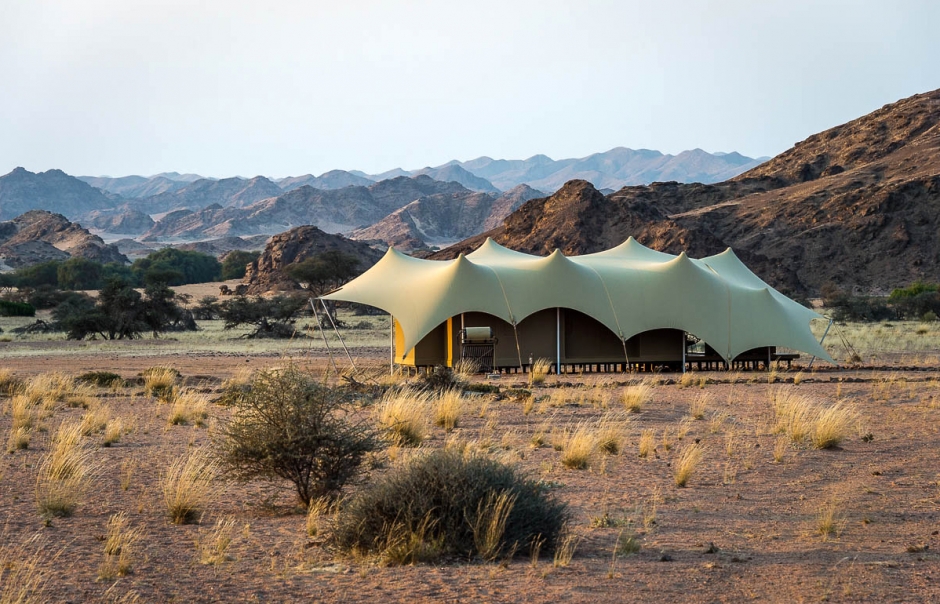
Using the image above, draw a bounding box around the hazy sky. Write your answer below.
[1,0,938,178]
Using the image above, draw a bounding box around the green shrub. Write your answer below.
[221,250,260,280]
[77,371,124,387]
[333,448,568,563]
[213,366,376,507]
[0,299,36,317]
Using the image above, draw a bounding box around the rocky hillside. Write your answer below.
[438,89,940,295]
[0,210,128,269]
[350,184,544,251]
[141,176,481,241]
[243,226,383,294]
[277,170,374,192]
[85,209,155,235]
[411,165,501,194]
[126,176,283,214]
[0,168,113,221]
[78,175,189,198]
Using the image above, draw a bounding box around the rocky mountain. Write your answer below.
[172,235,270,257]
[350,184,544,251]
[438,89,940,296]
[77,175,188,198]
[0,168,113,221]
[277,170,374,192]
[85,209,155,235]
[371,148,766,193]
[141,175,478,241]
[411,165,501,193]
[126,176,283,215]
[0,210,128,269]
[243,225,384,294]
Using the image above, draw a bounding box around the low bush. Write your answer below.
[0,299,35,317]
[333,449,568,563]
[213,366,376,507]
[77,371,124,387]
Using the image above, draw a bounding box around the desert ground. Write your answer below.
[2,309,940,603]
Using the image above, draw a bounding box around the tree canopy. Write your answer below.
[285,251,360,297]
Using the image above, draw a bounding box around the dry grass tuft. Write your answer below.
[638,429,655,458]
[810,402,858,449]
[36,422,95,517]
[816,500,845,541]
[306,497,332,537]
[198,518,238,565]
[620,384,651,413]
[98,512,141,579]
[102,418,124,447]
[673,443,703,487]
[529,358,552,386]
[144,367,178,400]
[595,414,628,454]
[678,372,696,389]
[559,424,596,469]
[433,389,463,432]
[472,490,518,561]
[377,389,429,446]
[80,403,111,436]
[552,530,580,567]
[162,448,219,524]
[23,372,75,408]
[167,390,209,427]
[0,368,21,394]
[0,534,48,603]
[773,435,788,463]
[452,358,480,383]
[689,393,709,420]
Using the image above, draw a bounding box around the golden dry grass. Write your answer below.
[673,443,703,487]
[167,390,209,427]
[810,402,858,449]
[36,422,95,517]
[638,429,655,458]
[559,424,595,469]
[472,490,517,561]
[529,358,552,386]
[377,389,429,446]
[433,389,463,432]
[161,448,219,525]
[620,383,651,413]
[144,367,178,400]
[98,512,141,579]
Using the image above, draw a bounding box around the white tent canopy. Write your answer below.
[322,237,834,364]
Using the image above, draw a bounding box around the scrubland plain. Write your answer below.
[1,313,940,602]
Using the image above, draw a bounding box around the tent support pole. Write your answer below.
[310,299,338,375]
[808,318,833,370]
[681,331,686,373]
[460,313,465,362]
[389,314,394,375]
[321,299,356,370]
[556,307,561,375]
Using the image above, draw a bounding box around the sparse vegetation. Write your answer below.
[673,443,703,487]
[621,383,651,413]
[377,389,428,447]
[162,447,219,524]
[529,358,552,386]
[559,424,595,469]
[333,449,568,563]
[36,422,96,517]
[213,366,376,506]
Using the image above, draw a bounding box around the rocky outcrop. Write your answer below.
[351,184,544,251]
[243,226,384,294]
[0,167,113,220]
[437,89,940,296]
[85,209,155,234]
[0,210,129,268]
[127,176,283,215]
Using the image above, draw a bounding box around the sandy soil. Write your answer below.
[2,349,940,603]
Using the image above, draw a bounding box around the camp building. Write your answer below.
[322,237,833,373]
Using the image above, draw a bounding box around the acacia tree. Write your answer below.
[218,295,308,338]
[213,366,377,507]
[285,251,360,297]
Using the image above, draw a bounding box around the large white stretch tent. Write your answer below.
[322,237,834,365]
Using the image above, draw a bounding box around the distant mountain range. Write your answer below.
[0,145,768,266]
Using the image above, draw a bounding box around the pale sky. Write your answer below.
[1,0,938,178]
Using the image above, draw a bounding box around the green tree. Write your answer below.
[285,251,360,297]
[219,295,307,338]
[12,261,61,288]
[56,257,103,290]
[221,250,260,280]
[132,249,222,286]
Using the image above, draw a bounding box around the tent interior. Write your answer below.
[394,309,796,374]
